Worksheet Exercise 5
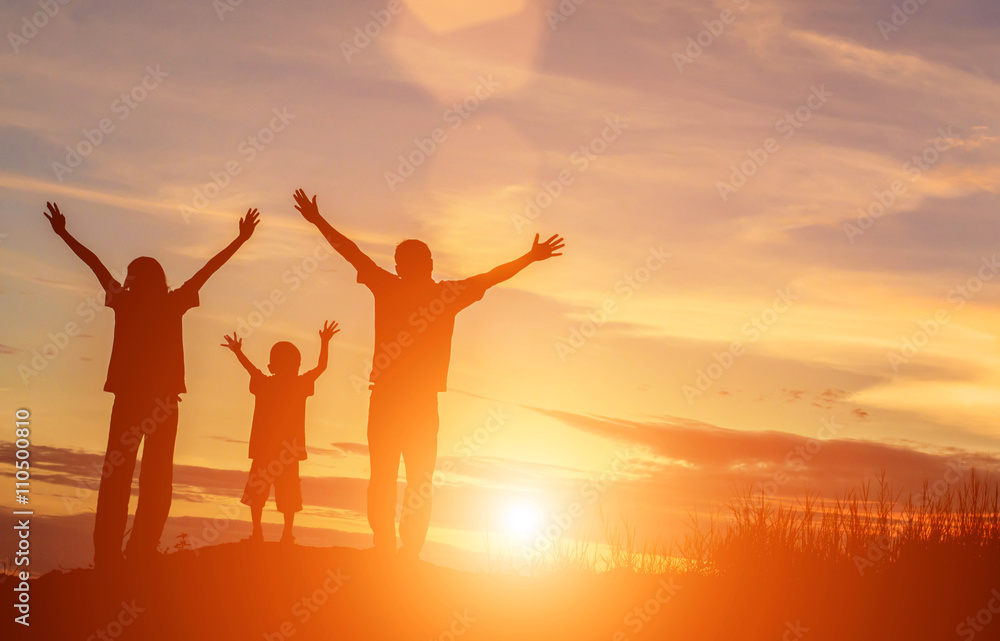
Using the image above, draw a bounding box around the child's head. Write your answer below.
[394,239,433,281]
[125,257,168,296]
[268,341,301,376]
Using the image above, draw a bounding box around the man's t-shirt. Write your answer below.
[104,281,200,397]
[357,263,487,392]
[247,373,315,461]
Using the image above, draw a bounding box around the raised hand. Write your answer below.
[319,320,340,342]
[43,202,66,234]
[528,233,565,262]
[221,332,243,352]
[293,189,322,224]
[238,208,260,241]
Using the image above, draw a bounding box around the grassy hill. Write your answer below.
[6,538,997,641]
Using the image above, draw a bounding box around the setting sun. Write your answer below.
[502,500,544,540]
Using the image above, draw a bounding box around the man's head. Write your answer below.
[394,239,433,281]
[268,341,301,376]
[125,257,168,297]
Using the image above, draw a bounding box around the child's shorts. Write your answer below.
[241,457,302,513]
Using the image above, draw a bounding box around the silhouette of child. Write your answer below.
[43,201,260,569]
[222,321,338,544]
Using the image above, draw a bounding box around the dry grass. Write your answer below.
[677,470,1000,578]
[491,470,1000,580]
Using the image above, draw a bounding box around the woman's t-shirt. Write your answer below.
[104,282,200,397]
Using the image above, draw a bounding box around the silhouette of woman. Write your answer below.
[44,202,259,569]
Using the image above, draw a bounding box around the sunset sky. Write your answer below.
[2,0,1000,573]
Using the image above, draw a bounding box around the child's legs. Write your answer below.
[242,459,272,532]
[93,396,142,564]
[274,459,302,522]
[126,396,179,557]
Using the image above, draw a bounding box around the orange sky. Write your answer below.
[2,0,1000,573]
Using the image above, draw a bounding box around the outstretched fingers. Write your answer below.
[294,189,319,218]
[544,234,565,257]
[320,320,340,339]
[44,201,61,220]
[238,209,260,238]
[43,201,67,231]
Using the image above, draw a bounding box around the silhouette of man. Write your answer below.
[293,189,564,560]
[44,202,259,569]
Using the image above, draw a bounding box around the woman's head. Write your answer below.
[269,341,301,376]
[125,257,168,296]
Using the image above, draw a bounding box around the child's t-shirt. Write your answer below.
[248,373,314,461]
[104,281,200,397]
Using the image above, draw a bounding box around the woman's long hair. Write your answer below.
[125,257,168,297]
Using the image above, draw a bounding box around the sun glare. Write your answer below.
[503,501,543,539]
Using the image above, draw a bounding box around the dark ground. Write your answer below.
[3,542,994,640]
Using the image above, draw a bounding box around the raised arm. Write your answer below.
[304,320,339,381]
[221,333,262,377]
[186,208,259,292]
[43,202,122,294]
[293,189,377,274]
[474,233,565,290]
